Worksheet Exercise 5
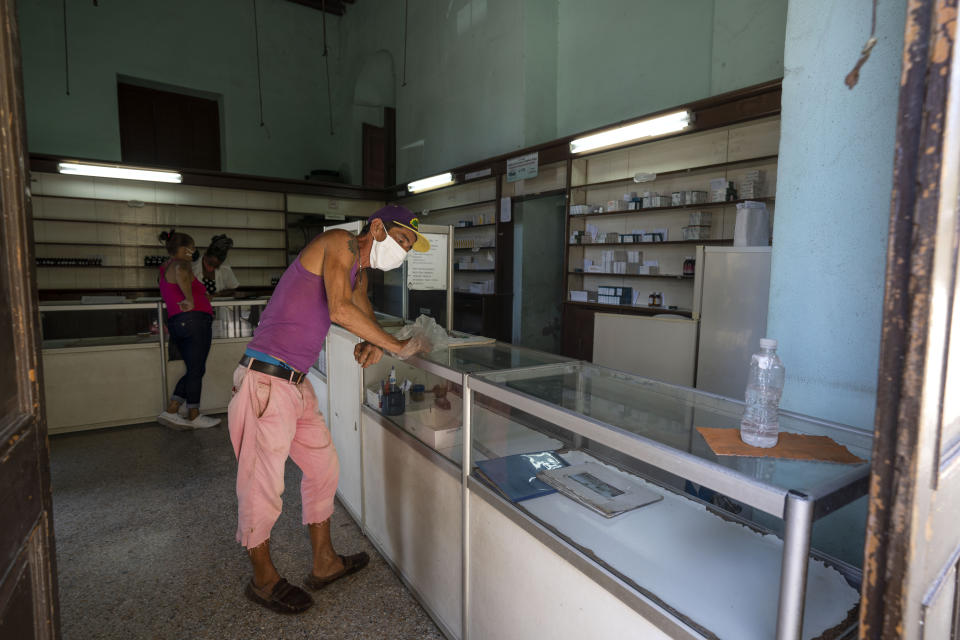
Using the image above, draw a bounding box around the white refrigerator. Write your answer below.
[692,246,772,399]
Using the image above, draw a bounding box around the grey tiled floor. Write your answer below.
[49,419,445,640]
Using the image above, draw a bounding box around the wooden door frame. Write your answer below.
[861,0,959,636]
[0,0,60,636]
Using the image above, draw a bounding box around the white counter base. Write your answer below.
[521,451,859,640]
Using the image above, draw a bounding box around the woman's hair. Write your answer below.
[158,229,194,256]
[206,234,234,263]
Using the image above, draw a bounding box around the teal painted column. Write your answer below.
[767,0,908,430]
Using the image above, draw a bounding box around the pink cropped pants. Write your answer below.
[228,365,339,549]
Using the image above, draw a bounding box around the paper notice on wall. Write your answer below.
[500,197,512,223]
[406,232,448,291]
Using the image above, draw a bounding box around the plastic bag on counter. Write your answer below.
[390,315,446,358]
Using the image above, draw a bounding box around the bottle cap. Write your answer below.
[760,338,777,349]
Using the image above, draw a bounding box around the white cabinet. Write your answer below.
[592,313,699,386]
[326,325,364,519]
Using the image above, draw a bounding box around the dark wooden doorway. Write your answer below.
[0,0,61,637]
[362,107,395,188]
[860,0,960,637]
[117,81,221,171]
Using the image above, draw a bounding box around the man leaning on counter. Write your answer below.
[227,204,432,614]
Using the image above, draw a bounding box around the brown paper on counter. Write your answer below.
[696,427,866,464]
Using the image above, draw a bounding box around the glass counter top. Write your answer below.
[364,343,574,467]
[470,362,872,518]
[415,342,572,376]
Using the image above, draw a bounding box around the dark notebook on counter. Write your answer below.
[474,451,568,502]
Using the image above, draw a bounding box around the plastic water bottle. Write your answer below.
[740,338,785,448]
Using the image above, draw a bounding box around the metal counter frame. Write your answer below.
[461,364,871,640]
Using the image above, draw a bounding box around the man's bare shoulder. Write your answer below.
[300,229,358,274]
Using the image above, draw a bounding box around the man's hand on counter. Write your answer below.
[395,335,432,360]
[354,341,384,368]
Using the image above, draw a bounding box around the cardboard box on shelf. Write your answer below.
[688,211,712,225]
[401,396,462,450]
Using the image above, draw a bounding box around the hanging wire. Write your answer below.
[844,0,879,89]
[62,0,70,95]
[401,0,409,87]
[252,0,265,126]
[322,0,334,135]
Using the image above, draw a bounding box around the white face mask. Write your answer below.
[369,230,408,271]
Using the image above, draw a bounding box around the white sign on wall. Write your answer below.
[506,152,539,183]
[406,232,448,291]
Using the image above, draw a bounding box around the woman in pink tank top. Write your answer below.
[156,229,219,430]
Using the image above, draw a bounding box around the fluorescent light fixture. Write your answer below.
[569,110,693,154]
[407,172,455,193]
[57,162,183,183]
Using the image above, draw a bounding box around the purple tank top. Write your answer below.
[247,257,359,372]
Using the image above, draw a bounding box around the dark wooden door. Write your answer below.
[118,82,221,171]
[362,122,386,187]
[362,107,396,188]
[0,1,61,637]
[860,1,960,637]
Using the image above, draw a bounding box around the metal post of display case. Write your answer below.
[461,374,474,640]
[776,490,815,640]
[156,301,168,410]
[401,260,409,323]
[573,367,586,450]
[446,225,454,332]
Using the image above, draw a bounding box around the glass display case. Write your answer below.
[39,297,271,349]
[40,297,271,433]
[39,301,161,349]
[208,298,269,339]
[361,343,573,465]
[463,362,871,640]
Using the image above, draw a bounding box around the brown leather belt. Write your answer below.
[239,355,306,385]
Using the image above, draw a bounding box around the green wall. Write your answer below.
[17,0,788,184]
[769,0,906,430]
[338,0,788,183]
[17,0,342,179]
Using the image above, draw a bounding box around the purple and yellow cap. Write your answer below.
[368,204,430,252]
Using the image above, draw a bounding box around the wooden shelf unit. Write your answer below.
[567,196,774,220]
[569,154,779,191]
[568,272,693,280]
[31,171,288,291]
[565,300,693,317]
[569,239,733,248]
[561,111,780,361]
[401,178,502,334]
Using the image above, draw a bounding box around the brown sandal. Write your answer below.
[245,578,314,614]
[303,552,370,591]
